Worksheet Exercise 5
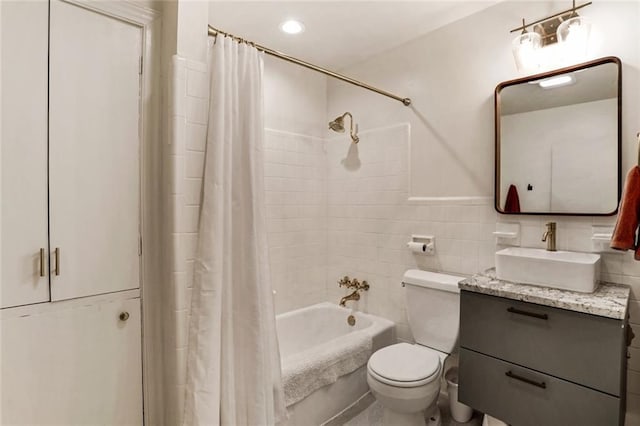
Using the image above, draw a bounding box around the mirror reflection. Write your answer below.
[495,57,621,215]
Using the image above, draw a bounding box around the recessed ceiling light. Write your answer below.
[538,74,575,89]
[280,20,305,35]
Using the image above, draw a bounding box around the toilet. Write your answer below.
[367,269,464,426]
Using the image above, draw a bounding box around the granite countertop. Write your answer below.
[459,268,630,320]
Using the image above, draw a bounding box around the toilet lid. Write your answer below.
[368,343,440,383]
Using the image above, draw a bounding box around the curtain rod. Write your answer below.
[208,25,412,106]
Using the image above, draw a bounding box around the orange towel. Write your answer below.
[611,166,640,260]
[504,184,521,213]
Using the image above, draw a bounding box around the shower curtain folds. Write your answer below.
[183,35,286,426]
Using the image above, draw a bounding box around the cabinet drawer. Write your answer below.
[460,291,625,395]
[459,348,622,426]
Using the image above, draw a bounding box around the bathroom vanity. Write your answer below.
[458,269,631,426]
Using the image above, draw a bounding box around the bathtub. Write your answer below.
[277,302,394,425]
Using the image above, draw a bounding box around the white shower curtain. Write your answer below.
[183,36,286,426]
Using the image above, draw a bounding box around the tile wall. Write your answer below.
[264,129,328,314]
[165,55,208,425]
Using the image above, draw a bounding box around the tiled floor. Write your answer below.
[343,395,483,426]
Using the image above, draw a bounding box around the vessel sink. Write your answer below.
[495,247,601,293]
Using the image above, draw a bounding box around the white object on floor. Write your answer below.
[482,414,508,426]
[445,367,473,423]
[366,270,465,426]
[282,329,372,407]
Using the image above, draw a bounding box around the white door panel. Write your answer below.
[49,0,142,300]
[0,1,50,308]
[0,297,143,425]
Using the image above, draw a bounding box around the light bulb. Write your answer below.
[557,16,592,62]
[512,32,541,72]
[538,74,575,88]
[280,20,305,35]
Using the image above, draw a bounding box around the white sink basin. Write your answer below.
[495,247,601,293]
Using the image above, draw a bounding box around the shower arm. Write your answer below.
[342,112,358,143]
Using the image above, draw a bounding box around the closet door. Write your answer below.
[49,0,142,301]
[0,1,50,308]
[1,296,143,424]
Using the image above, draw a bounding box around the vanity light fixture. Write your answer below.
[509,1,592,71]
[280,20,305,35]
[538,74,575,89]
[557,16,592,57]
[512,19,542,72]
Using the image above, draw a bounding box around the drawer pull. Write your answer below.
[507,306,548,320]
[505,370,546,389]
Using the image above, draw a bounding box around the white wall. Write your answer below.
[327,1,639,422]
[262,57,329,314]
[500,98,618,212]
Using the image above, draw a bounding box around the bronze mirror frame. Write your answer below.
[494,56,622,216]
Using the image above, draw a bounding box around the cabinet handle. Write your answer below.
[119,312,130,321]
[507,306,548,320]
[54,247,61,276]
[39,248,46,277]
[505,370,546,389]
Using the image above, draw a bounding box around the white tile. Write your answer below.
[629,346,640,372]
[169,155,185,195]
[187,69,208,99]
[628,370,640,395]
[170,116,186,155]
[627,393,640,426]
[186,123,207,152]
[168,194,185,233]
[186,97,207,125]
[171,77,186,118]
[186,151,205,178]
[183,206,200,233]
[171,233,187,273]
[172,272,189,310]
[171,55,186,80]
[184,178,203,206]
[186,59,207,73]
[630,301,640,327]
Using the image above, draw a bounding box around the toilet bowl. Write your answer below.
[367,343,448,426]
[366,270,464,426]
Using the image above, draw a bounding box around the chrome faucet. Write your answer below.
[339,290,361,307]
[542,222,557,251]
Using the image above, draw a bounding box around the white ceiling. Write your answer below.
[208,1,501,70]
[501,61,620,115]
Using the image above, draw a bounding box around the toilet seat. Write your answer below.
[367,343,441,388]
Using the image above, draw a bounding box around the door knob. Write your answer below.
[119,312,130,321]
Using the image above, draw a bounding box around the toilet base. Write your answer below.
[380,402,440,426]
[425,404,441,426]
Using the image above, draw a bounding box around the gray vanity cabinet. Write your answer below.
[459,290,627,426]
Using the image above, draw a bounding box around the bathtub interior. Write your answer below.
[277,302,395,425]
[277,303,374,359]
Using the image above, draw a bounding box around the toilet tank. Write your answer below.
[402,269,464,354]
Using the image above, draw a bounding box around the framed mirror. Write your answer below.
[495,56,621,215]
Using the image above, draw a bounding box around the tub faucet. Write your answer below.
[542,222,556,252]
[339,290,361,307]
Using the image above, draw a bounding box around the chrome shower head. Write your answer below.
[328,112,359,143]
